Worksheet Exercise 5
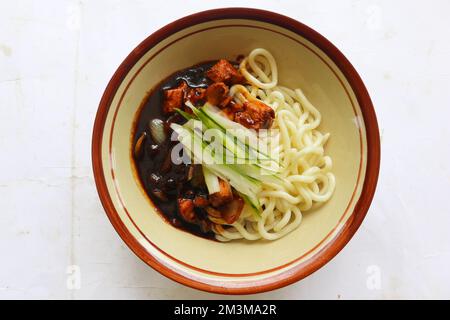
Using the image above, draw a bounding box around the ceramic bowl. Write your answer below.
[92,8,380,294]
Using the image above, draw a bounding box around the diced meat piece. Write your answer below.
[205,82,229,106]
[163,81,187,114]
[193,194,209,208]
[209,178,233,208]
[185,87,206,105]
[229,100,244,112]
[234,100,275,130]
[218,96,233,109]
[177,198,195,222]
[206,59,245,85]
[234,111,254,128]
[220,100,243,120]
[220,195,244,224]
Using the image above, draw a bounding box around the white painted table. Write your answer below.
[1,0,449,299]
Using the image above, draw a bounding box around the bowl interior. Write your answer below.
[98,18,368,286]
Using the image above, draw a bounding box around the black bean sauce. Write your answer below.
[132,61,218,239]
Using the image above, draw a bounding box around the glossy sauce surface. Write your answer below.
[132,62,217,239]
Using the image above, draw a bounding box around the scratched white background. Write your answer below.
[1,0,449,299]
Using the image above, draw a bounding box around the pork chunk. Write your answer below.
[177,198,195,222]
[205,82,229,107]
[193,194,209,208]
[163,81,187,114]
[234,100,275,130]
[206,59,245,85]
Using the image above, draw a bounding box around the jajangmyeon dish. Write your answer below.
[132,48,335,241]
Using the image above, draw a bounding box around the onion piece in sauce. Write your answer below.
[149,118,166,144]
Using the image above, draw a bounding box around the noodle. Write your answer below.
[212,48,336,241]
